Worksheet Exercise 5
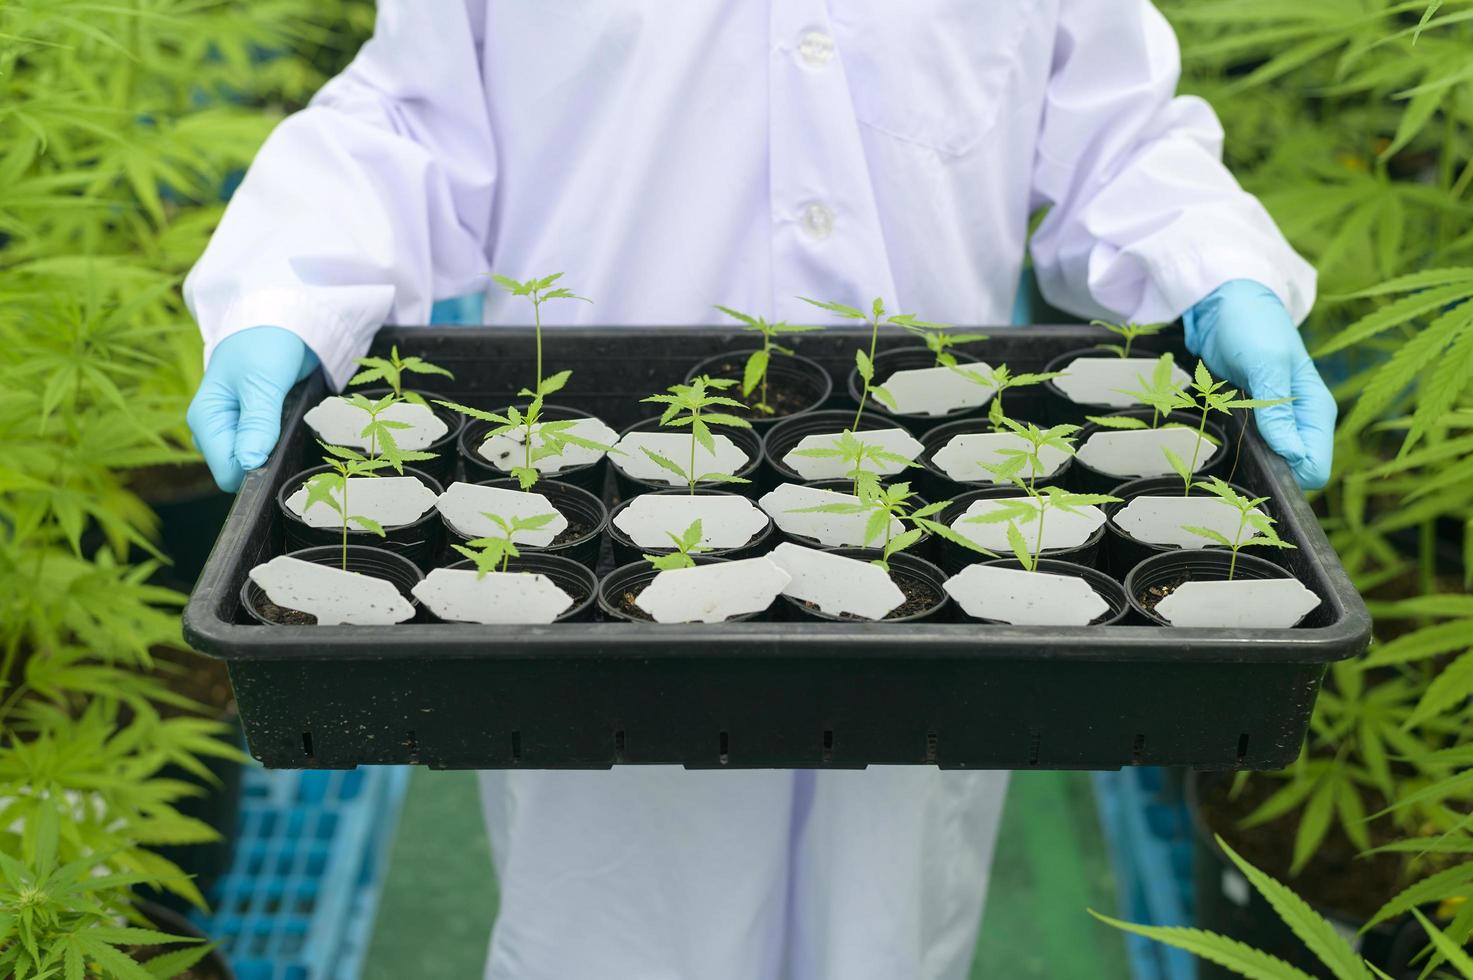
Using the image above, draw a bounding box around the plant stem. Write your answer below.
[341,477,349,571]
[1185,404,1209,495]
[689,407,699,495]
[1031,497,1047,571]
[1227,419,1248,485]
[851,314,881,431]
[761,335,771,410]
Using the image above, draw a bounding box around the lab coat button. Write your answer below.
[800,203,834,240]
[797,30,835,68]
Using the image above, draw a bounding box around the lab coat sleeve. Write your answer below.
[1027,0,1315,327]
[183,1,495,389]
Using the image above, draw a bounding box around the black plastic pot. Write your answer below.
[948,557,1130,626]
[1124,549,1309,627]
[279,465,443,572]
[610,416,765,499]
[684,350,833,428]
[765,479,936,560]
[762,409,919,487]
[134,899,237,980]
[935,488,1106,575]
[240,544,423,626]
[441,478,608,570]
[1102,475,1275,579]
[305,387,464,486]
[917,417,1075,504]
[458,402,611,496]
[439,554,598,623]
[1187,772,1434,980]
[780,547,950,623]
[1041,345,1169,425]
[1071,409,1228,495]
[598,555,773,623]
[845,345,986,432]
[608,489,773,567]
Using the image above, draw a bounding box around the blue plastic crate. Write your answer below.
[192,766,411,980]
[1092,768,1197,980]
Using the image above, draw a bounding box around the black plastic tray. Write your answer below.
[182,325,1371,772]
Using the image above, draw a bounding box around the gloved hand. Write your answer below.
[1183,279,1336,490]
[187,326,320,492]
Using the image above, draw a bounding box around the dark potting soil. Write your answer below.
[1197,775,1412,921]
[258,599,318,626]
[1136,576,1188,615]
[799,572,944,621]
[616,581,657,622]
[701,359,815,418]
[550,514,594,548]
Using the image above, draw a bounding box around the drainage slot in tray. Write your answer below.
[1236,732,1251,767]
[718,731,729,766]
[301,731,314,759]
[822,729,834,765]
[511,730,522,765]
[1131,733,1146,766]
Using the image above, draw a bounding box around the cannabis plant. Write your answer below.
[714,305,822,414]
[644,520,708,571]
[1183,477,1296,578]
[1090,318,1169,358]
[790,429,916,497]
[350,345,454,407]
[793,481,990,571]
[340,392,437,474]
[302,444,393,569]
[452,512,559,576]
[799,295,931,424]
[950,363,1063,418]
[640,377,752,493]
[897,321,989,367]
[1085,353,1192,430]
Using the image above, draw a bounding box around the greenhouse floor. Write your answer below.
[362,769,1129,979]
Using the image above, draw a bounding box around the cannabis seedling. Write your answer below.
[644,519,708,571]
[350,344,454,407]
[303,443,394,569]
[438,272,611,489]
[715,305,823,415]
[798,295,931,426]
[640,376,753,493]
[793,481,993,570]
[1169,361,1290,495]
[1181,477,1296,580]
[950,363,1063,418]
[898,320,989,367]
[341,391,438,474]
[1090,318,1169,358]
[1086,353,1192,430]
[981,399,1081,493]
[452,511,560,576]
[790,428,915,497]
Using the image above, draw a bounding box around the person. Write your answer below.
[184,3,1336,978]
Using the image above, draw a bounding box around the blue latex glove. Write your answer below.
[1183,280,1336,490]
[187,326,320,492]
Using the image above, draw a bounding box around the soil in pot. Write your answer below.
[1103,475,1278,578]
[304,387,464,486]
[947,557,1129,626]
[684,350,833,425]
[1071,409,1228,494]
[762,409,923,486]
[439,478,608,570]
[775,546,950,622]
[597,556,771,623]
[279,464,444,572]
[458,402,616,495]
[610,416,765,498]
[1125,549,1320,628]
[846,345,990,430]
[1041,346,1186,424]
[608,489,772,566]
[241,545,422,626]
[130,899,236,980]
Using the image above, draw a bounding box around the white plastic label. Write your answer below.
[781,428,922,481]
[880,364,995,416]
[944,564,1108,626]
[758,483,902,548]
[477,416,618,474]
[611,432,749,485]
[249,555,415,626]
[931,432,1069,484]
[304,396,447,451]
[613,494,768,549]
[435,482,567,546]
[948,496,1105,554]
[284,476,437,530]
[411,568,573,624]
[1077,426,1218,479]
[1053,356,1191,408]
[1114,495,1266,550]
[635,557,791,623]
[1155,577,1321,628]
[767,542,904,620]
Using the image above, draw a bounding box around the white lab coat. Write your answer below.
[186,2,1315,977]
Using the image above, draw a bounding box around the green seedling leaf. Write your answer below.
[1087,415,1150,430]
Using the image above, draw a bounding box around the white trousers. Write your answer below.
[478,767,1011,980]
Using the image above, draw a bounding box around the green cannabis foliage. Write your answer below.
[1086,353,1192,429]
[951,363,1062,418]
[1,0,368,961]
[899,321,989,367]
[644,520,709,572]
[791,429,915,497]
[715,306,823,414]
[438,273,610,489]
[640,377,753,493]
[798,295,932,424]
[1181,477,1296,579]
[303,444,393,569]
[1089,318,1169,358]
[453,512,559,576]
[350,344,454,407]
[794,481,989,571]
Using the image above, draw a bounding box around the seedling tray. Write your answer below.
[183,325,1371,771]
